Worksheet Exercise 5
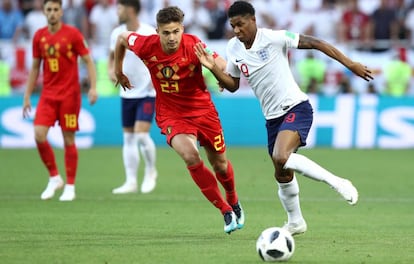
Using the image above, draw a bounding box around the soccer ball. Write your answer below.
[256,227,295,262]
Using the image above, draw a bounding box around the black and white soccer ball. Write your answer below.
[256,227,295,262]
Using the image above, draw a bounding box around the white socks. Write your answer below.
[136,132,157,176]
[278,153,345,224]
[123,132,157,184]
[278,175,304,224]
[283,153,341,188]
[123,132,139,184]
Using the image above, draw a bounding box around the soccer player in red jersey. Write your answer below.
[114,6,244,234]
[22,0,98,201]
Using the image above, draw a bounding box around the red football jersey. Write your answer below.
[32,24,89,100]
[127,33,217,120]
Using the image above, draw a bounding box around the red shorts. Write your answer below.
[157,110,226,153]
[34,94,81,131]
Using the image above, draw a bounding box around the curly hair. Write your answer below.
[228,0,255,18]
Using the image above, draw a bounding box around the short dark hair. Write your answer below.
[118,0,141,13]
[44,0,62,5]
[228,1,255,18]
[156,6,184,25]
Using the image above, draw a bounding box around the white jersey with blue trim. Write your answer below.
[110,23,156,98]
[226,28,308,119]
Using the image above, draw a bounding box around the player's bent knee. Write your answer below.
[272,154,289,170]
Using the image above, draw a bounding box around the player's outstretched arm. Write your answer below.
[114,31,133,90]
[194,42,240,92]
[298,34,374,82]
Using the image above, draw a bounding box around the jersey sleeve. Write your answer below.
[225,40,241,78]
[32,30,41,59]
[109,27,120,52]
[126,32,143,56]
[72,28,90,56]
[276,30,300,49]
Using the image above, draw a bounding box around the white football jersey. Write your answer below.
[226,28,308,119]
[109,23,156,98]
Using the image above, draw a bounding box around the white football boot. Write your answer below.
[40,175,64,200]
[59,184,76,201]
[112,181,138,194]
[140,169,157,194]
[283,219,307,236]
[332,178,359,205]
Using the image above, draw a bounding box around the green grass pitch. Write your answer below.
[0,147,413,264]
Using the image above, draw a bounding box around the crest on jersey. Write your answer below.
[161,66,174,79]
[48,45,56,56]
[257,48,269,61]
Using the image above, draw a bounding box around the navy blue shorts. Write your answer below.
[121,97,155,128]
[265,100,313,155]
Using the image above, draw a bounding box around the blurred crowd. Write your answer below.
[1,0,414,97]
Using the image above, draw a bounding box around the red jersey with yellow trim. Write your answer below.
[127,33,217,119]
[32,24,89,100]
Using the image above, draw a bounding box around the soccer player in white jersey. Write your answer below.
[108,0,157,194]
[195,0,374,235]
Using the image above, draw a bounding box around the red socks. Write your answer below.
[36,141,58,176]
[188,161,232,214]
[64,144,78,185]
[37,141,78,184]
[215,160,238,206]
